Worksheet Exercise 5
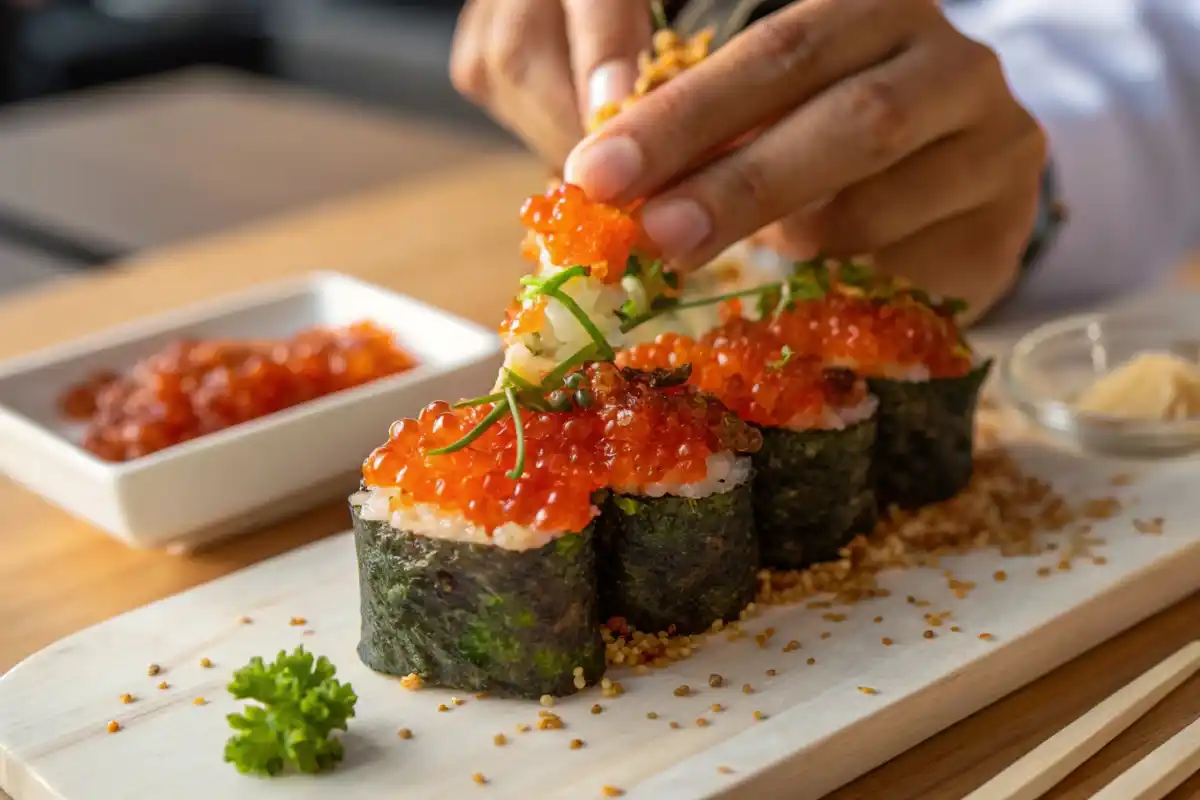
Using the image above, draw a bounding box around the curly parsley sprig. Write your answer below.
[224,646,357,777]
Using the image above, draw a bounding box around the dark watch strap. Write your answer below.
[1020,158,1068,279]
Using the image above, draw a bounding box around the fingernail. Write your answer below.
[641,198,712,256]
[588,60,637,114]
[564,136,644,201]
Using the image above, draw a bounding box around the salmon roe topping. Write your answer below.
[362,363,761,534]
[619,320,869,430]
[769,292,971,379]
[519,183,643,284]
[63,321,417,462]
[499,295,548,338]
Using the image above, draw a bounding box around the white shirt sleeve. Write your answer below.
[945,0,1200,315]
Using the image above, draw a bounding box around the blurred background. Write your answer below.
[0,0,522,296]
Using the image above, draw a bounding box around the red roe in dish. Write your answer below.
[619,320,869,430]
[63,321,417,462]
[518,183,644,284]
[362,362,761,535]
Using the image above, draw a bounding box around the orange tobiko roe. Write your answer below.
[518,183,645,283]
[767,292,971,379]
[362,362,762,535]
[619,320,868,430]
[63,321,417,463]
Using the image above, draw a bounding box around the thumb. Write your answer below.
[562,0,654,121]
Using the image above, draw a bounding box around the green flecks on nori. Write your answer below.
[867,360,992,510]
[597,475,757,636]
[351,503,605,699]
[751,418,877,570]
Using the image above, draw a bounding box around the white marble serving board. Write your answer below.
[2,436,1198,800]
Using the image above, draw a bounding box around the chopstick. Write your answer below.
[1091,715,1200,800]
[965,640,1200,800]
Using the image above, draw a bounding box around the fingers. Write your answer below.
[638,30,1004,269]
[873,183,1042,323]
[561,0,653,118]
[564,0,935,202]
[450,0,585,167]
[801,110,1046,255]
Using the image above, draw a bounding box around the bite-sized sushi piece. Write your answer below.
[354,389,613,699]
[767,263,988,509]
[593,366,762,636]
[620,319,878,570]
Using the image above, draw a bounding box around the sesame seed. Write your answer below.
[106,720,121,733]
[398,728,413,739]
[493,733,506,746]
[472,772,487,785]
[570,738,584,749]
[119,693,134,704]
[147,664,161,676]
[591,704,603,715]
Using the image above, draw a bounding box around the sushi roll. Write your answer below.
[594,365,762,634]
[620,321,878,570]
[353,396,609,699]
[771,264,988,509]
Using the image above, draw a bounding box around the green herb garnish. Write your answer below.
[768,345,794,371]
[224,646,357,777]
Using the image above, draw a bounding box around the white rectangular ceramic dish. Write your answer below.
[0,271,502,549]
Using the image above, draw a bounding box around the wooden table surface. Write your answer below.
[0,152,1197,800]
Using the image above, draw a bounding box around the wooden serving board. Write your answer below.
[2,432,1199,800]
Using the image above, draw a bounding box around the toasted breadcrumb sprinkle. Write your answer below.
[106,720,121,733]
[119,693,134,704]
[472,773,487,785]
[401,673,423,690]
[398,728,413,739]
[289,616,306,626]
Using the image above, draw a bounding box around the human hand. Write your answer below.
[450,0,655,169]
[563,0,1048,320]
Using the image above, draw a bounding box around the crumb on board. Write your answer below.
[1093,556,1109,566]
[873,616,883,623]
[741,683,754,694]
[646,711,658,720]
[591,704,603,714]
[199,657,213,669]
[674,685,691,697]
[106,720,121,733]
[950,626,961,633]
[157,681,168,690]
[857,687,878,696]
[193,697,207,706]
[669,721,681,729]
[537,714,564,730]
[718,766,735,774]
[602,787,625,797]
[437,704,450,712]
[695,718,709,728]
[147,664,160,676]
[476,691,489,700]
[765,669,777,677]
[993,570,1007,582]
[516,724,531,733]
[979,633,995,641]
[452,697,465,706]
[1037,566,1052,577]
[119,693,134,704]
[807,657,816,665]
[1133,517,1165,534]
[783,640,801,652]
[398,728,413,740]
[820,632,832,640]
[401,673,424,690]
[493,733,507,746]
[571,738,585,749]
[708,674,724,688]
[472,772,487,785]
[238,616,252,624]
[753,711,767,721]
[882,638,894,646]
[289,616,306,626]
[924,630,936,640]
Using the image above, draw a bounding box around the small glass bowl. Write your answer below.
[1001,306,1200,458]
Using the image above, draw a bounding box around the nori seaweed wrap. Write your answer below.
[868,360,992,509]
[751,416,877,570]
[597,461,758,635]
[351,499,605,699]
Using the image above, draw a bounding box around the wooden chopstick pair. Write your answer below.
[967,640,1200,800]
